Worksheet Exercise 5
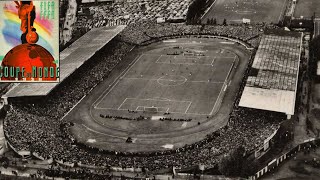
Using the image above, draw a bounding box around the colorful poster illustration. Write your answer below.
[0,0,59,82]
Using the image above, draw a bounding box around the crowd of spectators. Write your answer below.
[100,114,145,121]
[4,21,284,173]
[75,0,190,31]
[159,118,192,122]
[117,20,277,48]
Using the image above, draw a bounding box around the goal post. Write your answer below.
[143,106,169,113]
[144,106,159,112]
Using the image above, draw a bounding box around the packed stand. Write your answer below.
[75,0,190,30]
[117,21,278,48]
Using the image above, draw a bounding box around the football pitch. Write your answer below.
[65,38,250,152]
[93,52,235,117]
[293,0,320,18]
[202,0,287,24]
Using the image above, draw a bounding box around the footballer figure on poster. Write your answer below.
[14,1,38,44]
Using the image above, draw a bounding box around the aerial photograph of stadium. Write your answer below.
[0,0,320,179]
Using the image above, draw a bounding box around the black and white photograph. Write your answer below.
[0,0,320,179]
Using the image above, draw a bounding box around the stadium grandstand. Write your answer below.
[2,25,126,99]
[239,30,303,119]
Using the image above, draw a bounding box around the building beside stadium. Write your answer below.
[239,30,303,119]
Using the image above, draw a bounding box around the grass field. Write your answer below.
[294,0,320,18]
[202,0,287,24]
[93,52,235,118]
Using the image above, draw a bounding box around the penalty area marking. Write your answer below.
[117,98,191,113]
[156,55,215,66]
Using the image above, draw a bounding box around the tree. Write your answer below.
[223,19,227,26]
[213,18,217,25]
[186,0,207,24]
[207,18,211,25]
[219,146,245,176]
[309,35,320,80]
[219,146,259,177]
[310,35,320,60]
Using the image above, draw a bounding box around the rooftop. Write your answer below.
[239,31,302,115]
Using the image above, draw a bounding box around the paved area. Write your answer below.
[262,145,320,180]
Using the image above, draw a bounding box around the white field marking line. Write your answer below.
[184,101,192,113]
[63,46,137,120]
[143,106,167,112]
[160,79,185,82]
[278,0,287,23]
[136,106,143,111]
[94,80,120,109]
[155,62,214,66]
[210,58,215,66]
[123,77,158,80]
[97,106,169,112]
[156,54,214,65]
[81,124,126,139]
[122,77,224,84]
[94,107,122,110]
[155,55,163,63]
[61,93,87,120]
[174,56,200,59]
[93,54,146,108]
[173,55,211,59]
[218,56,237,58]
[189,81,224,83]
[209,55,236,116]
[117,98,129,110]
[94,107,209,116]
[124,97,192,103]
[98,98,191,111]
[200,0,217,19]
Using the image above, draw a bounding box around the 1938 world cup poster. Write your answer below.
[0,0,59,82]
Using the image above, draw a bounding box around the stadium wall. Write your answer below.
[254,127,280,158]
[4,134,31,157]
[140,34,254,50]
[249,138,320,180]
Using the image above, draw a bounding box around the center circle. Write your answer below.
[157,75,187,86]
